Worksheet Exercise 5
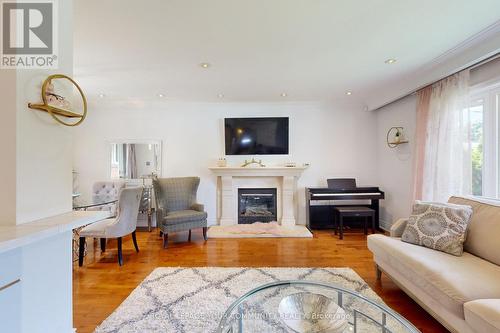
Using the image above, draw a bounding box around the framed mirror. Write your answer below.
[109,141,162,180]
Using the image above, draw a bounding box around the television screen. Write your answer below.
[224,117,289,155]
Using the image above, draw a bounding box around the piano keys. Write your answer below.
[306,178,385,230]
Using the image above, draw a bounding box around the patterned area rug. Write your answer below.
[94,267,391,333]
[207,223,313,238]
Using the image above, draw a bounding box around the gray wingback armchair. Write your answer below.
[153,177,208,248]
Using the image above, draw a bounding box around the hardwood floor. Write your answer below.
[73,229,449,333]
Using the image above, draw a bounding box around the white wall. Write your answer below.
[375,96,417,229]
[0,0,74,225]
[0,71,17,224]
[73,101,379,225]
[16,71,74,224]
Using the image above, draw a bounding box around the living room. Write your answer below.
[1,1,500,332]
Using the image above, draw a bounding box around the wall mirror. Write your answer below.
[110,141,162,179]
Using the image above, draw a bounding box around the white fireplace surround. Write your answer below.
[209,166,308,226]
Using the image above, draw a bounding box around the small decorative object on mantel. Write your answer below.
[387,126,409,148]
[28,74,87,127]
[217,158,227,167]
[241,158,265,167]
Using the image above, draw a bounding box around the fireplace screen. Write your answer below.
[238,188,277,224]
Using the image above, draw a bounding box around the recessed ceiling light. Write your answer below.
[346,91,352,96]
[158,93,165,98]
[385,58,397,64]
[281,93,287,97]
[200,62,211,68]
[217,93,224,98]
[98,93,105,98]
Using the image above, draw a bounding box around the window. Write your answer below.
[110,143,120,179]
[469,80,500,198]
[111,143,119,165]
[469,100,484,196]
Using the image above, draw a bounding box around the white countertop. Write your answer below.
[0,211,110,254]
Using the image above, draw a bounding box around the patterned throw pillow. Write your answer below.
[401,201,473,256]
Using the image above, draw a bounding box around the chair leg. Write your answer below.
[132,231,139,253]
[163,233,168,249]
[100,238,106,252]
[117,237,123,266]
[203,227,208,241]
[159,230,163,237]
[371,213,376,234]
[78,237,86,267]
[188,229,192,242]
[364,216,368,235]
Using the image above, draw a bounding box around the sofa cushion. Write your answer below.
[448,196,500,265]
[401,201,472,256]
[464,299,500,333]
[164,210,207,225]
[368,234,500,318]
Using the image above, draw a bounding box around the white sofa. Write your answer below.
[368,196,500,333]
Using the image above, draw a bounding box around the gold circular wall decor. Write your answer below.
[386,126,409,148]
[28,74,87,127]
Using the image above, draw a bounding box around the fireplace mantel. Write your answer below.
[209,166,308,226]
[209,166,307,177]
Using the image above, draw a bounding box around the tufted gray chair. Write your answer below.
[88,180,126,216]
[153,177,207,248]
[79,187,143,266]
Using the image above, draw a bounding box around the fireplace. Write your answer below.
[238,188,277,224]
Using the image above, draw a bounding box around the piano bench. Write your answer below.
[333,206,375,240]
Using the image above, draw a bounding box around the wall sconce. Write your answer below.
[387,126,409,148]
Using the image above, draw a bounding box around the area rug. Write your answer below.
[207,222,313,238]
[94,267,402,333]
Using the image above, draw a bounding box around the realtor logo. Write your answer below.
[1,1,57,68]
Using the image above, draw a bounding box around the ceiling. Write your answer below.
[74,0,500,106]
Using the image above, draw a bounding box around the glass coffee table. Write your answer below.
[218,280,420,333]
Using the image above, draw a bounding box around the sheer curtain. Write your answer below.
[414,70,472,202]
[126,144,138,179]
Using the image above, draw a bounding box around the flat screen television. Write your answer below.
[224,117,289,155]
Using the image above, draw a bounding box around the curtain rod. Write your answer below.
[372,51,500,111]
